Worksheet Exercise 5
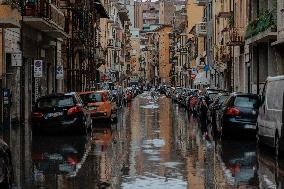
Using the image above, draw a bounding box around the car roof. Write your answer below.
[231,92,258,97]
[267,75,284,81]
[38,93,73,99]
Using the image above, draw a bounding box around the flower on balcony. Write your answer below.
[245,9,277,39]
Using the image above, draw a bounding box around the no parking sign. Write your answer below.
[34,60,43,77]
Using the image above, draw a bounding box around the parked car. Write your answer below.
[215,93,259,138]
[0,139,13,189]
[257,76,284,156]
[80,90,117,122]
[208,92,229,125]
[180,88,191,107]
[31,93,92,135]
[204,88,224,105]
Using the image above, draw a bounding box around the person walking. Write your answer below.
[199,96,208,135]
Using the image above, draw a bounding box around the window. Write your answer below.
[234,96,258,108]
[37,96,75,109]
[266,80,284,110]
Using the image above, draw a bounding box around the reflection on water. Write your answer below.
[24,93,284,189]
[121,94,187,189]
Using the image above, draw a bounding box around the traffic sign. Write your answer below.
[34,60,43,78]
[204,65,209,72]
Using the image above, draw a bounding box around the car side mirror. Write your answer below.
[258,95,265,106]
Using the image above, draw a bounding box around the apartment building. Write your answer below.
[186,0,207,87]
[245,0,279,94]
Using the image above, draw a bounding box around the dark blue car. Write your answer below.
[216,93,259,138]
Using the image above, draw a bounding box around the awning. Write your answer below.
[118,8,130,22]
[94,0,109,18]
[271,38,284,46]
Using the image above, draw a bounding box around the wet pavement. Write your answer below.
[24,92,284,188]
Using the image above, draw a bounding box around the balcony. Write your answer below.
[226,28,244,46]
[217,11,233,19]
[194,0,206,6]
[245,9,277,45]
[195,22,206,36]
[219,46,231,62]
[23,0,67,38]
[0,4,21,28]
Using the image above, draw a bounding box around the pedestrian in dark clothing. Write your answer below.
[199,97,208,134]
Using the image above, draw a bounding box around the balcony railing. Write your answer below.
[24,0,65,29]
[245,9,276,40]
[194,0,206,6]
[226,28,244,46]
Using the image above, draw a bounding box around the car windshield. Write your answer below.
[37,96,75,109]
[80,93,104,103]
[234,96,258,108]
[176,88,183,93]
[209,93,218,99]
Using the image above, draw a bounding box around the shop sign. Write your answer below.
[12,53,22,66]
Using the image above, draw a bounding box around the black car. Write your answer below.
[0,139,13,189]
[216,93,259,137]
[208,93,229,125]
[205,88,224,105]
[31,93,92,135]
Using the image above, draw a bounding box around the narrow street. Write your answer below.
[21,93,284,189]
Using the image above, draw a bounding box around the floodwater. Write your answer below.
[24,92,284,188]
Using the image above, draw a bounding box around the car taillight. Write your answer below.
[67,106,81,115]
[32,112,43,118]
[225,107,240,116]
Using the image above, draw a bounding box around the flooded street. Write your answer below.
[25,93,284,188]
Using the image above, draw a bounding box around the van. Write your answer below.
[257,76,284,156]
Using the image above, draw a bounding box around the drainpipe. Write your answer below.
[54,41,58,93]
[256,46,260,94]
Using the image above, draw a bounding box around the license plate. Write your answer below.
[88,106,97,110]
[244,124,256,129]
[45,112,63,119]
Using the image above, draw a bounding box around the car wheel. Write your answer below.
[256,125,261,147]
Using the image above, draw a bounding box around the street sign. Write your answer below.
[191,68,197,74]
[191,74,197,80]
[56,65,64,79]
[180,48,188,54]
[11,53,22,66]
[34,60,43,78]
[204,65,209,72]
